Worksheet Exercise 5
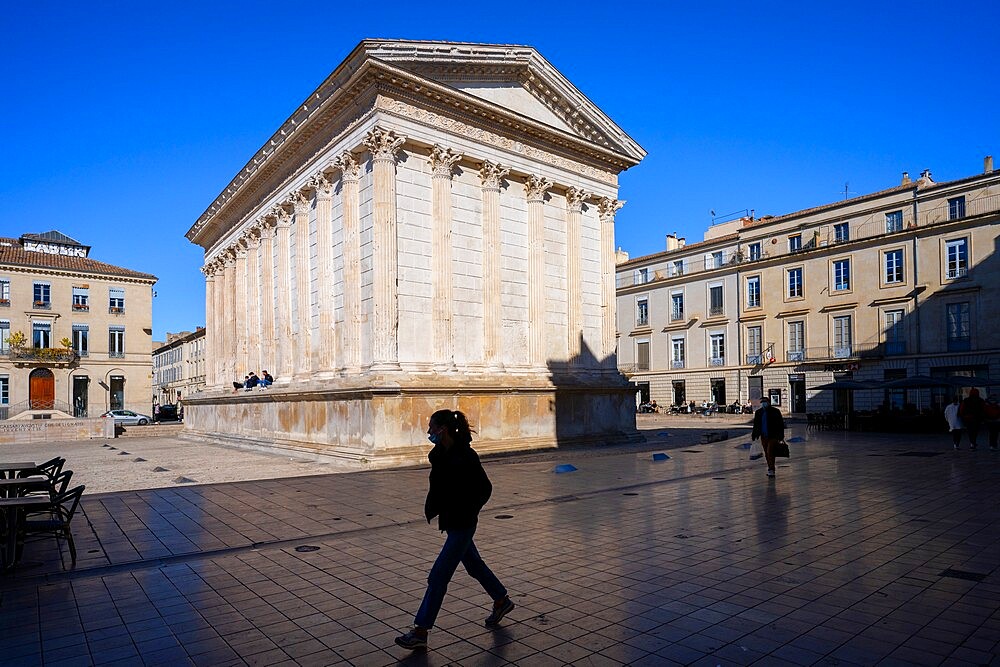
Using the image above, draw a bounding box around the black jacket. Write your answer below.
[751,406,785,441]
[424,441,492,531]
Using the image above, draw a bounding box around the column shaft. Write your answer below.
[292,191,313,378]
[430,146,461,369]
[234,245,248,377]
[598,198,624,365]
[312,173,336,371]
[246,230,261,374]
[259,222,276,374]
[338,153,362,372]
[275,206,294,380]
[565,188,587,363]
[480,161,509,370]
[203,269,216,387]
[526,175,551,368]
[222,254,237,383]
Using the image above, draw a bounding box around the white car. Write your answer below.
[101,410,152,426]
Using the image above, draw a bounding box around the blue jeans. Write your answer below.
[414,525,507,629]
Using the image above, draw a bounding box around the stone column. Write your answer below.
[598,197,624,367]
[258,216,277,374]
[292,188,314,378]
[364,126,406,372]
[429,145,462,370]
[234,239,249,378]
[525,174,552,369]
[201,263,217,387]
[565,187,588,364]
[310,169,336,372]
[480,160,509,371]
[336,151,362,372]
[221,249,237,383]
[212,258,226,386]
[245,226,262,375]
[274,203,294,381]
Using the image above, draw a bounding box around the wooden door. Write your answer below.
[30,369,55,409]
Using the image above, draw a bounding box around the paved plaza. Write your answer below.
[2,419,999,666]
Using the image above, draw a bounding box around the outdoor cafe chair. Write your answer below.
[21,469,73,502]
[18,485,85,567]
[17,456,65,481]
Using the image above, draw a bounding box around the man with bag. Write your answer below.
[751,397,785,477]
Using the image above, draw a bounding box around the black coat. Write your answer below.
[424,441,492,531]
[751,406,785,441]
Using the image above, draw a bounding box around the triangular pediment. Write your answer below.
[359,40,646,164]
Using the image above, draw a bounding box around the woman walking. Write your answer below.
[395,409,514,650]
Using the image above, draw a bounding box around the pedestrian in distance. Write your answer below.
[944,396,963,450]
[394,409,514,651]
[959,388,986,450]
[751,397,784,477]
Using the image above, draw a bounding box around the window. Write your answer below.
[0,375,7,406]
[884,249,904,283]
[0,279,9,306]
[788,235,802,252]
[712,251,724,268]
[746,276,761,308]
[885,310,905,355]
[670,260,684,277]
[33,322,51,348]
[885,210,903,233]
[636,268,648,285]
[948,196,966,220]
[747,326,762,364]
[670,292,684,321]
[33,282,51,309]
[671,337,685,368]
[833,315,852,357]
[748,242,761,261]
[109,326,125,358]
[945,238,968,279]
[109,287,125,313]
[787,321,804,361]
[709,285,724,316]
[0,320,8,353]
[833,259,851,291]
[709,333,725,365]
[834,222,850,243]
[946,302,970,352]
[72,324,89,357]
[636,297,649,326]
[636,340,650,371]
[72,287,89,311]
[787,267,803,298]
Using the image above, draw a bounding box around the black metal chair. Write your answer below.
[18,485,85,567]
[17,457,65,480]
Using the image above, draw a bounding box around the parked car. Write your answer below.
[155,404,179,422]
[101,410,152,426]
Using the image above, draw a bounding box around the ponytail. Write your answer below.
[430,408,475,447]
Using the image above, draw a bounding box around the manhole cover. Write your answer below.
[939,569,986,582]
[495,514,514,520]
[896,452,943,457]
[295,545,320,553]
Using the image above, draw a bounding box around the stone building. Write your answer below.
[616,159,1000,414]
[152,327,206,405]
[185,40,646,464]
[0,231,156,419]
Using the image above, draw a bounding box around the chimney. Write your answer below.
[666,233,678,251]
[986,155,994,173]
[678,237,686,248]
[920,169,933,182]
[901,171,911,185]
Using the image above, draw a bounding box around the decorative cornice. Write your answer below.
[363,126,406,162]
[524,174,552,202]
[479,160,509,190]
[429,144,462,178]
[565,186,590,212]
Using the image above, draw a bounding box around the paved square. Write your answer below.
[2,421,999,666]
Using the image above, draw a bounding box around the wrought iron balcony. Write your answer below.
[33,300,51,310]
[746,354,763,365]
[786,350,805,362]
[7,347,77,366]
[708,305,724,317]
[709,357,725,367]
[672,360,685,369]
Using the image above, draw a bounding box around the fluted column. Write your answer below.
[310,170,336,372]
[292,188,314,378]
[364,126,406,371]
[221,249,237,383]
[337,151,362,372]
[598,197,624,367]
[245,226,262,375]
[201,263,217,387]
[274,203,294,381]
[212,258,226,385]
[480,160,509,371]
[429,145,462,370]
[565,187,588,364]
[258,216,277,374]
[234,239,249,377]
[525,174,552,369]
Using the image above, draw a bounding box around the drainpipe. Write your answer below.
[911,187,921,367]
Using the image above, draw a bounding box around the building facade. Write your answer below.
[0,231,157,419]
[617,161,1000,414]
[152,327,206,405]
[185,40,646,465]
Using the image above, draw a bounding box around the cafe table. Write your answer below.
[0,496,52,569]
[0,476,49,499]
[0,462,38,480]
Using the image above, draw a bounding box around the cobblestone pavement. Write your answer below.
[2,422,999,666]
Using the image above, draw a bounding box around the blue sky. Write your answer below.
[2,1,997,340]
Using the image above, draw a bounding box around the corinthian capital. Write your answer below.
[309,170,335,199]
[258,213,277,237]
[364,126,406,162]
[524,174,552,202]
[272,203,293,227]
[565,187,590,213]
[245,226,262,248]
[290,189,312,216]
[334,151,361,182]
[479,160,510,190]
[597,197,625,222]
[429,144,463,178]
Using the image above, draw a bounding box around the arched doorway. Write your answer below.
[29,368,55,409]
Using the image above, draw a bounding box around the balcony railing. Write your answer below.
[946,266,968,280]
[709,357,725,367]
[786,350,805,362]
[109,351,125,358]
[109,306,125,314]
[672,360,685,369]
[708,305,724,317]
[746,354,763,365]
[0,299,9,307]
[801,342,882,361]
[7,348,77,365]
[670,311,684,322]
[617,363,649,375]
[33,301,51,310]
[72,303,90,311]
